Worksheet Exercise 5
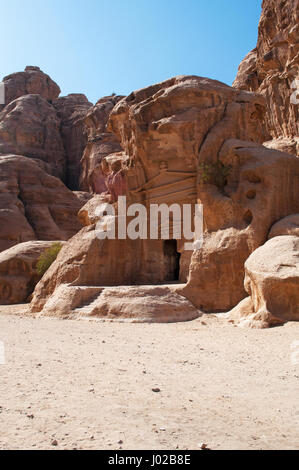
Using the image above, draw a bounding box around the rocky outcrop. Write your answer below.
[228,236,299,328]
[54,94,92,189]
[0,155,84,252]
[233,0,299,153]
[79,95,123,191]
[264,137,299,156]
[1,66,60,108]
[268,214,299,238]
[109,76,268,168]
[0,240,65,305]
[180,140,299,311]
[0,94,66,178]
[32,283,200,322]
[31,76,275,318]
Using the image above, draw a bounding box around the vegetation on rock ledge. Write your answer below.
[36,242,63,277]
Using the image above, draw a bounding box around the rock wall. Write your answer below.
[30,76,274,316]
[233,0,299,154]
[79,95,124,191]
[0,155,85,252]
[180,140,299,311]
[228,235,299,328]
[0,94,66,178]
[54,94,93,189]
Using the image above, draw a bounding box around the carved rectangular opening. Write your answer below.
[163,240,181,282]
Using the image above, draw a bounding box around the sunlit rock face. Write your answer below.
[233,0,299,155]
[227,236,299,328]
[54,94,93,190]
[79,95,124,192]
[1,66,60,108]
[0,94,66,179]
[0,155,85,253]
[0,240,65,305]
[30,75,282,319]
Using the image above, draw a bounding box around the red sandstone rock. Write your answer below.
[32,283,200,322]
[30,76,272,317]
[180,140,299,311]
[54,94,93,189]
[0,240,65,305]
[233,0,299,153]
[1,66,60,107]
[79,95,124,191]
[228,236,299,328]
[0,155,85,252]
[268,214,299,239]
[0,94,66,178]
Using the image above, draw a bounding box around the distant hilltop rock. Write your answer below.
[1,66,60,106]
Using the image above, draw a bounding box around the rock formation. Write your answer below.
[0,240,65,305]
[79,95,123,192]
[54,94,92,189]
[228,236,299,328]
[0,155,84,252]
[0,94,66,178]
[32,283,200,322]
[268,213,299,238]
[233,0,299,155]
[31,76,280,318]
[180,140,299,311]
[1,5,298,328]
[1,66,60,108]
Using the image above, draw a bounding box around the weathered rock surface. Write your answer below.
[31,76,273,317]
[54,94,92,189]
[180,140,299,311]
[72,190,92,207]
[109,75,268,168]
[1,66,60,108]
[33,283,200,323]
[0,94,66,178]
[79,95,124,191]
[0,155,84,252]
[228,236,299,328]
[233,0,299,152]
[268,214,299,239]
[263,137,299,156]
[30,224,188,315]
[0,240,65,305]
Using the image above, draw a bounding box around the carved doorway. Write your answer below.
[163,240,181,282]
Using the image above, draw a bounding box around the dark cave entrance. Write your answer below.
[163,240,181,282]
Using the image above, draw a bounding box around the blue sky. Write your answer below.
[1,0,262,103]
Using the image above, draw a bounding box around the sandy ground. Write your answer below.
[0,305,298,450]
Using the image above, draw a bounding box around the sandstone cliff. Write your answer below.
[233,0,299,155]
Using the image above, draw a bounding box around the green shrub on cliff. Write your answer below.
[36,242,63,277]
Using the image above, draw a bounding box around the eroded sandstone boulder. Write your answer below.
[54,94,92,189]
[0,240,65,305]
[233,0,299,153]
[227,236,299,328]
[0,155,84,252]
[109,75,268,169]
[180,140,299,311]
[32,283,200,323]
[268,214,299,239]
[0,94,66,178]
[1,66,60,108]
